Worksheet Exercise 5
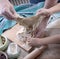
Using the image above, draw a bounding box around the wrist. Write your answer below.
[47,9,53,15]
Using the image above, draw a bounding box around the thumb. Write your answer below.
[10,6,18,19]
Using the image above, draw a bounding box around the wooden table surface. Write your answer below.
[2,24,29,59]
[2,24,60,59]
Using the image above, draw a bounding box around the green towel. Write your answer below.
[0,2,44,35]
[0,2,60,35]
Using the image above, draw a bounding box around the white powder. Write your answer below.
[17,26,31,42]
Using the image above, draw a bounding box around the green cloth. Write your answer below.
[0,1,60,35]
[0,2,44,35]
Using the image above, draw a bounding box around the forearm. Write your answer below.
[38,35,60,45]
[44,0,58,8]
[0,0,10,5]
[48,3,60,14]
[0,0,9,2]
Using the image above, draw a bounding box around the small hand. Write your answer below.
[27,37,41,47]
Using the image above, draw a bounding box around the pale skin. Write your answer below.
[28,3,60,47]
[35,3,60,37]
[1,0,60,47]
[28,35,60,47]
[0,0,17,20]
[0,0,58,20]
[36,0,58,15]
[35,0,58,37]
[44,0,58,8]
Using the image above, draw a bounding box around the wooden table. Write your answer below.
[2,24,30,59]
[2,24,60,59]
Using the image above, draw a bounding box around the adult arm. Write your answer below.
[44,0,58,8]
[28,34,60,47]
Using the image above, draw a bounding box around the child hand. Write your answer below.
[27,37,41,47]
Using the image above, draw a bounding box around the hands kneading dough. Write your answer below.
[16,14,45,45]
[16,14,46,32]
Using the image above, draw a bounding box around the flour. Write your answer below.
[7,43,21,58]
[16,14,45,48]
[17,26,32,43]
[16,14,45,32]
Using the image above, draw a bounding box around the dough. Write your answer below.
[16,14,45,32]
[16,26,31,42]
[16,14,45,45]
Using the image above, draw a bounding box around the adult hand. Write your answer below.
[33,8,51,38]
[0,0,17,20]
[33,17,49,38]
[36,8,52,17]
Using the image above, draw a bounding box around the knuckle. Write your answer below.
[4,8,7,11]
[10,5,14,8]
[2,8,7,14]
